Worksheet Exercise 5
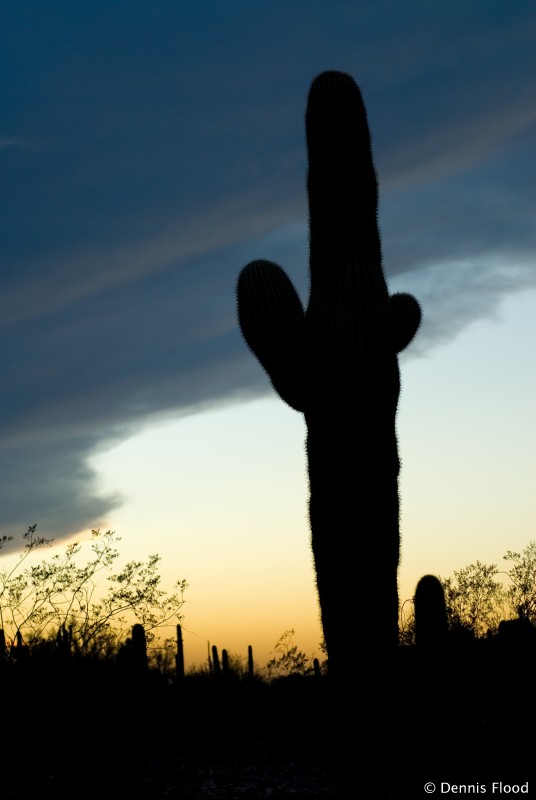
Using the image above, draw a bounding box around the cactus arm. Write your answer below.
[237,259,306,412]
[385,292,422,354]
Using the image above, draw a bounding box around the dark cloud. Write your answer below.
[0,434,121,553]
[1,2,535,544]
[381,127,536,275]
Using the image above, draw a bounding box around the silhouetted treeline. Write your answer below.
[2,610,535,799]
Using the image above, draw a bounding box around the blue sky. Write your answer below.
[1,2,535,667]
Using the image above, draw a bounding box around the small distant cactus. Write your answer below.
[221,648,229,677]
[118,623,148,674]
[247,644,254,680]
[56,623,72,660]
[131,623,147,670]
[414,575,447,650]
[0,629,7,662]
[212,644,221,677]
[176,623,185,681]
[237,71,421,676]
[12,630,28,661]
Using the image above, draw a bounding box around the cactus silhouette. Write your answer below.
[212,644,221,677]
[247,644,254,680]
[221,647,229,677]
[56,623,72,660]
[176,623,185,681]
[414,575,447,650]
[237,71,421,676]
[0,629,7,662]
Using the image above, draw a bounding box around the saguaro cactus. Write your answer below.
[212,644,221,677]
[237,71,421,677]
[247,644,254,680]
[130,623,148,672]
[0,629,7,662]
[176,623,185,681]
[414,575,447,650]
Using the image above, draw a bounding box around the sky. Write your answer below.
[1,1,535,670]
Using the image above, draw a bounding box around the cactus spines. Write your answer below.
[237,71,421,677]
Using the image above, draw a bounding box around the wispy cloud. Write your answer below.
[395,254,536,358]
[0,136,41,150]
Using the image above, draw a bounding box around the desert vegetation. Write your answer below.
[1,525,535,798]
[399,541,536,644]
[0,525,334,798]
[0,525,187,663]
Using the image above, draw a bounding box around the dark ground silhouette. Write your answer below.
[2,629,535,799]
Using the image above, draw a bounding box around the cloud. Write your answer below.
[0,136,41,150]
[0,137,23,149]
[394,255,536,359]
[378,100,536,192]
[0,183,304,326]
[1,2,535,546]
[0,434,122,553]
